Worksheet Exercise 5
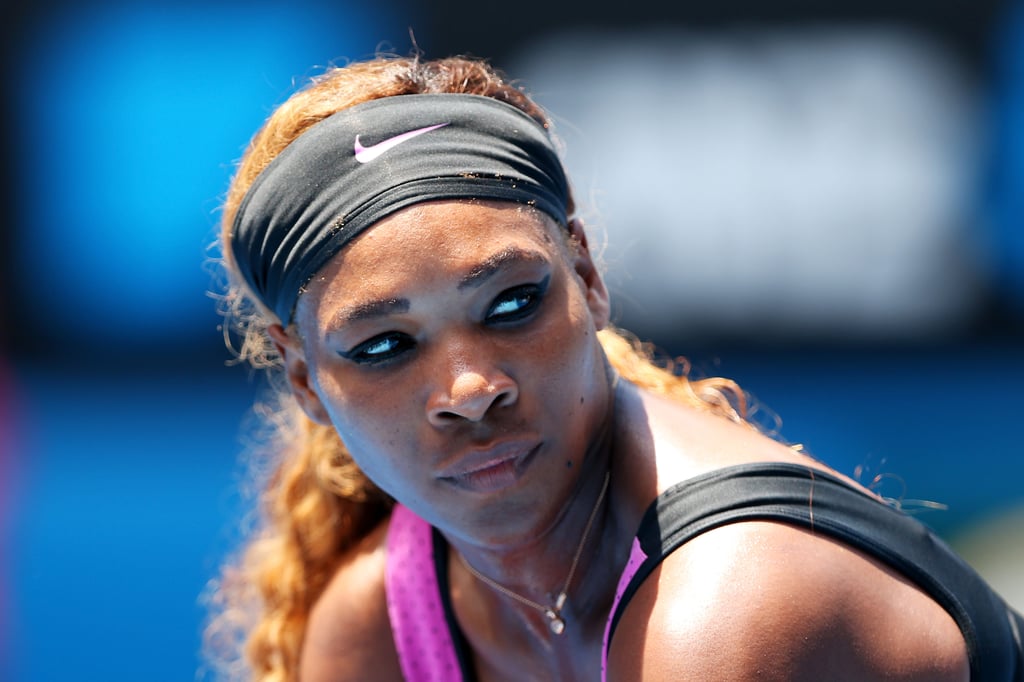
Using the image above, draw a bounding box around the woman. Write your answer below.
[207,55,1023,681]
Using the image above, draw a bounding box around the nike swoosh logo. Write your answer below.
[353,123,449,163]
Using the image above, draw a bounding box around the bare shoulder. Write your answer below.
[606,520,970,682]
[300,515,403,682]
[634,386,841,487]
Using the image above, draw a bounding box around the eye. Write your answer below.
[486,276,550,323]
[339,332,415,365]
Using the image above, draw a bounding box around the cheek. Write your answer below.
[556,292,600,359]
[326,406,417,498]
[530,300,602,398]
[312,369,413,458]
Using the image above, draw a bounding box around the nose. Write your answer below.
[426,352,519,426]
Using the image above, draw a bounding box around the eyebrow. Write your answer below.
[329,297,409,327]
[457,247,548,291]
[327,247,547,328]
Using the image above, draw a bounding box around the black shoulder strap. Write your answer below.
[606,462,1022,681]
[432,528,480,682]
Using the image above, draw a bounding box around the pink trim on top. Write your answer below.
[385,505,463,682]
[386,504,648,682]
[601,537,648,682]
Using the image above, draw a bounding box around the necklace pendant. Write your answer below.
[457,473,609,641]
[546,591,567,634]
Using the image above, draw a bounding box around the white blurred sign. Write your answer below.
[512,27,985,343]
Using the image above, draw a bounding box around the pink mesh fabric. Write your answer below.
[601,537,648,682]
[385,505,464,682]
[386,504,647,681]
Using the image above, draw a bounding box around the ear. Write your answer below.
[267,324,333,426]
[567,218,610,331]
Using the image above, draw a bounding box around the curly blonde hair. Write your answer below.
[204,55,750,682]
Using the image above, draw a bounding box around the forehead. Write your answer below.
[297,200,564,314]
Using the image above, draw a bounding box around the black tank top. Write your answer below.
[606,462,1024,681]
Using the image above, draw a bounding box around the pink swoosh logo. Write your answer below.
[353,123,449,163]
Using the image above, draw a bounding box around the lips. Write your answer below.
[437,440,541,493]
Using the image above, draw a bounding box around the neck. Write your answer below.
[448,373,628,639]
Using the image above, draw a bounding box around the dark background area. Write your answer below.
[1,0,1021,362]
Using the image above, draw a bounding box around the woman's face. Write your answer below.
[282,200,612,543]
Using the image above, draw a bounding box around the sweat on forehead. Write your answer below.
[230,93,571,324]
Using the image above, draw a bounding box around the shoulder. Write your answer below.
[605,519,970,681]
[300,515,404,682]
[615,383,834,498]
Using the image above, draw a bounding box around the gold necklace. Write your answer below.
[457,471,611,635]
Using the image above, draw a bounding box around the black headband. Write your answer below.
[230,93,571,323]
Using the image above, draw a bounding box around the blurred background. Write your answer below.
[1,0,1021,679]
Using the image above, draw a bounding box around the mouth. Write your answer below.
[437,441,541,493]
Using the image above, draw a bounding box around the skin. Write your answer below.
[269,199,969,681]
